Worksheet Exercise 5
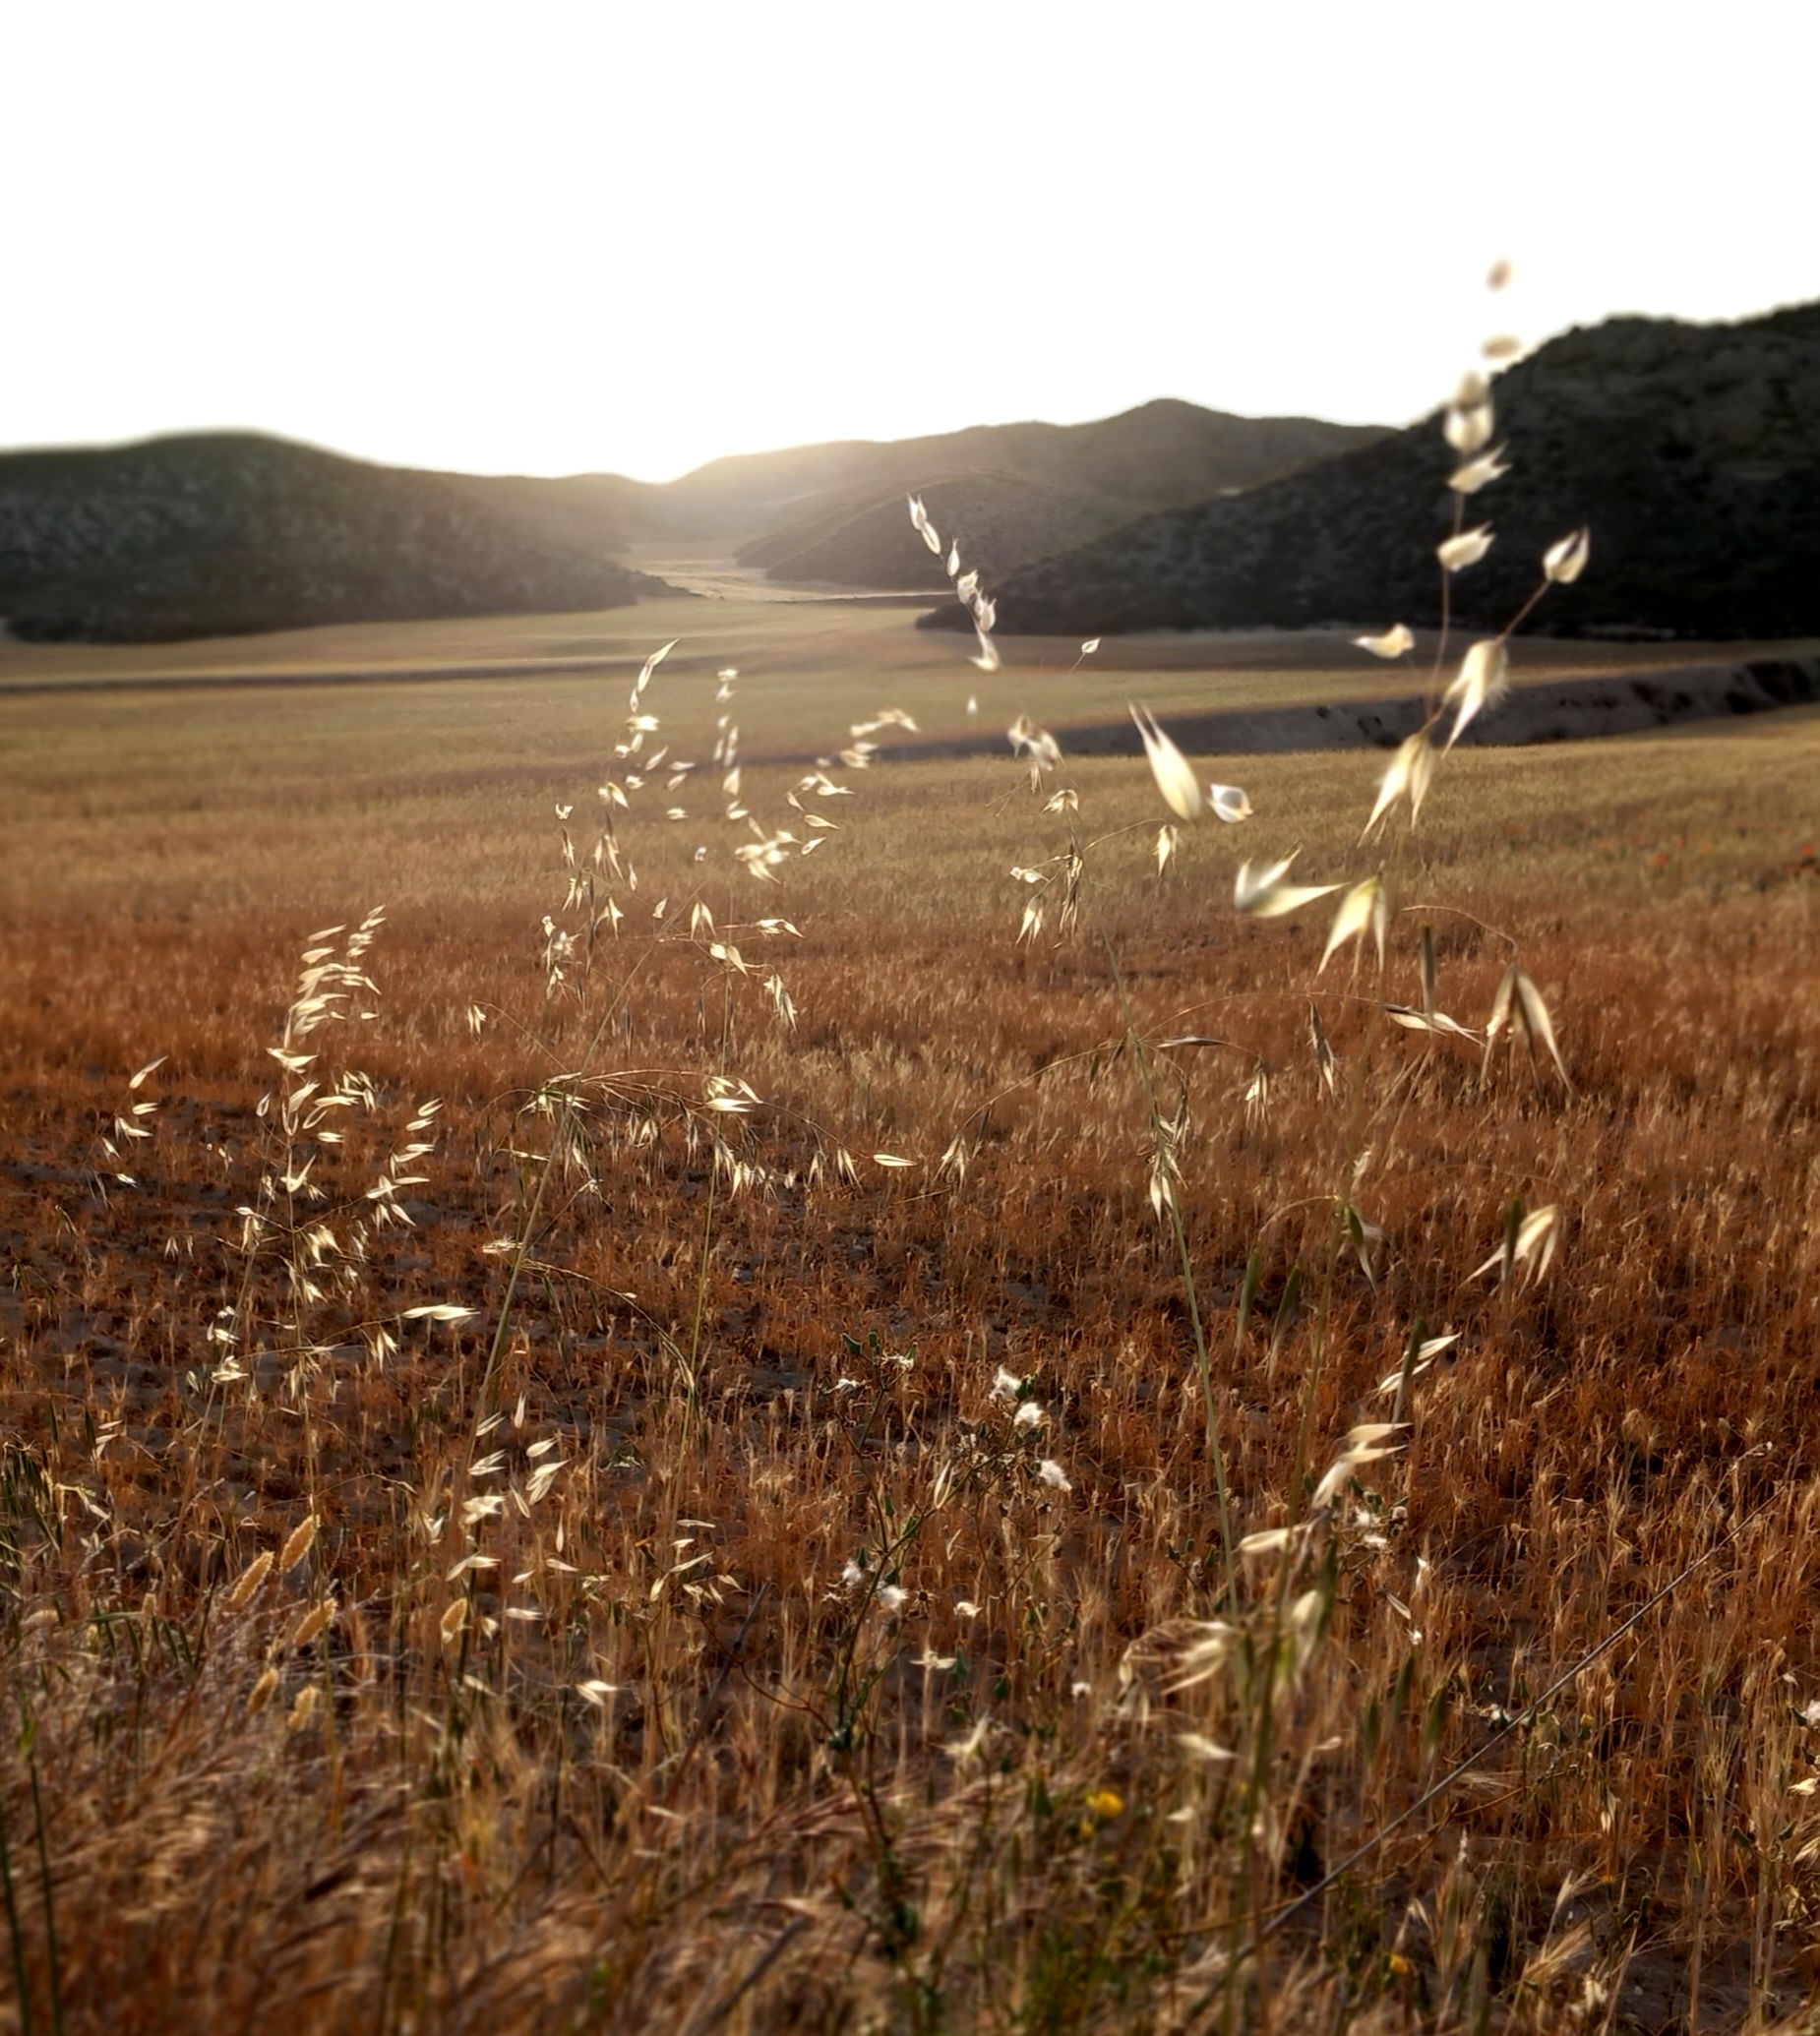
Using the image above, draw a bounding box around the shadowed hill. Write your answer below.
[928,302,1820,639]
[644,397,1387,548]
[0,435,667,644]
[398,403,1393,582]
[733,470,1141,589]
[441,470,642,562]
[0,399,1389,643]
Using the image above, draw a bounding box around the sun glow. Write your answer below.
[5,0,1815,480]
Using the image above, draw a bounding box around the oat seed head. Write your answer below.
[1442,638,1511,748]
[1545,526,1592,583]
[1234,852,1342,919]
[1437,525,1495,572]
[1320,876,1387,972]
[1444,400,1494,456]
[1130,705,1203,821]
[1353,624,1415,660]
[1449,445,1510,494]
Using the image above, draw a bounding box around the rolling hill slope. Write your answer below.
[0,435,666,644]
[733,470,1141,589]
[659,397,1387,552]
[926,303,1820,639]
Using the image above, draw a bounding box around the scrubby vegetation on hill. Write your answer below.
[935,302,1820,638]
[651,397,1387,551]
[0,435,666,644]
[440,469,641,563]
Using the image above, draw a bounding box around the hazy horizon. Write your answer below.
[8,0,1815,485]
[2,299,1810,488]
[0,389,1389,487]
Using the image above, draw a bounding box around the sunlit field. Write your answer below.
[2,598,1819,2033]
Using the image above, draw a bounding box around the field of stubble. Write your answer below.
[1,597,1818,2035]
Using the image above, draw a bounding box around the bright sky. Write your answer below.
[7,1,1814,483]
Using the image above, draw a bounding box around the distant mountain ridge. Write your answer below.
[654,398,1388,539]
[0,434,663,644]
[455,399,1388,560]
[926,302,1820,639]
[0,400,1390,644]
[721,404,1391,592]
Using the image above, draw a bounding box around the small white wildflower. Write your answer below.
[1038,1460,1071,1492]
[1013,1400,1046,1430]
[878,1584,907,1613]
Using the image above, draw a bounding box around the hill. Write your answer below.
[927,303,1820,639]
[439,470,644,561]
[0,435,667,644]
[732,470,1140,589]
[649,398,1387,554]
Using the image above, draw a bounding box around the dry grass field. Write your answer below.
[2,595,1819,2033]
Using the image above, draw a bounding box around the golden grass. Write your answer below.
[1,608,1819,2033]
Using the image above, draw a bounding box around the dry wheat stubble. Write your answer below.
[0,612,1817,2029]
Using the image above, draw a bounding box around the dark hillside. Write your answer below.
[929,303,1820,638]
[734,471,1140,589]
[650,398,1389,545]
[0,434,666,644]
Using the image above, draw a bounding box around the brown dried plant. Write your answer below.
[0,269,1816,2034]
